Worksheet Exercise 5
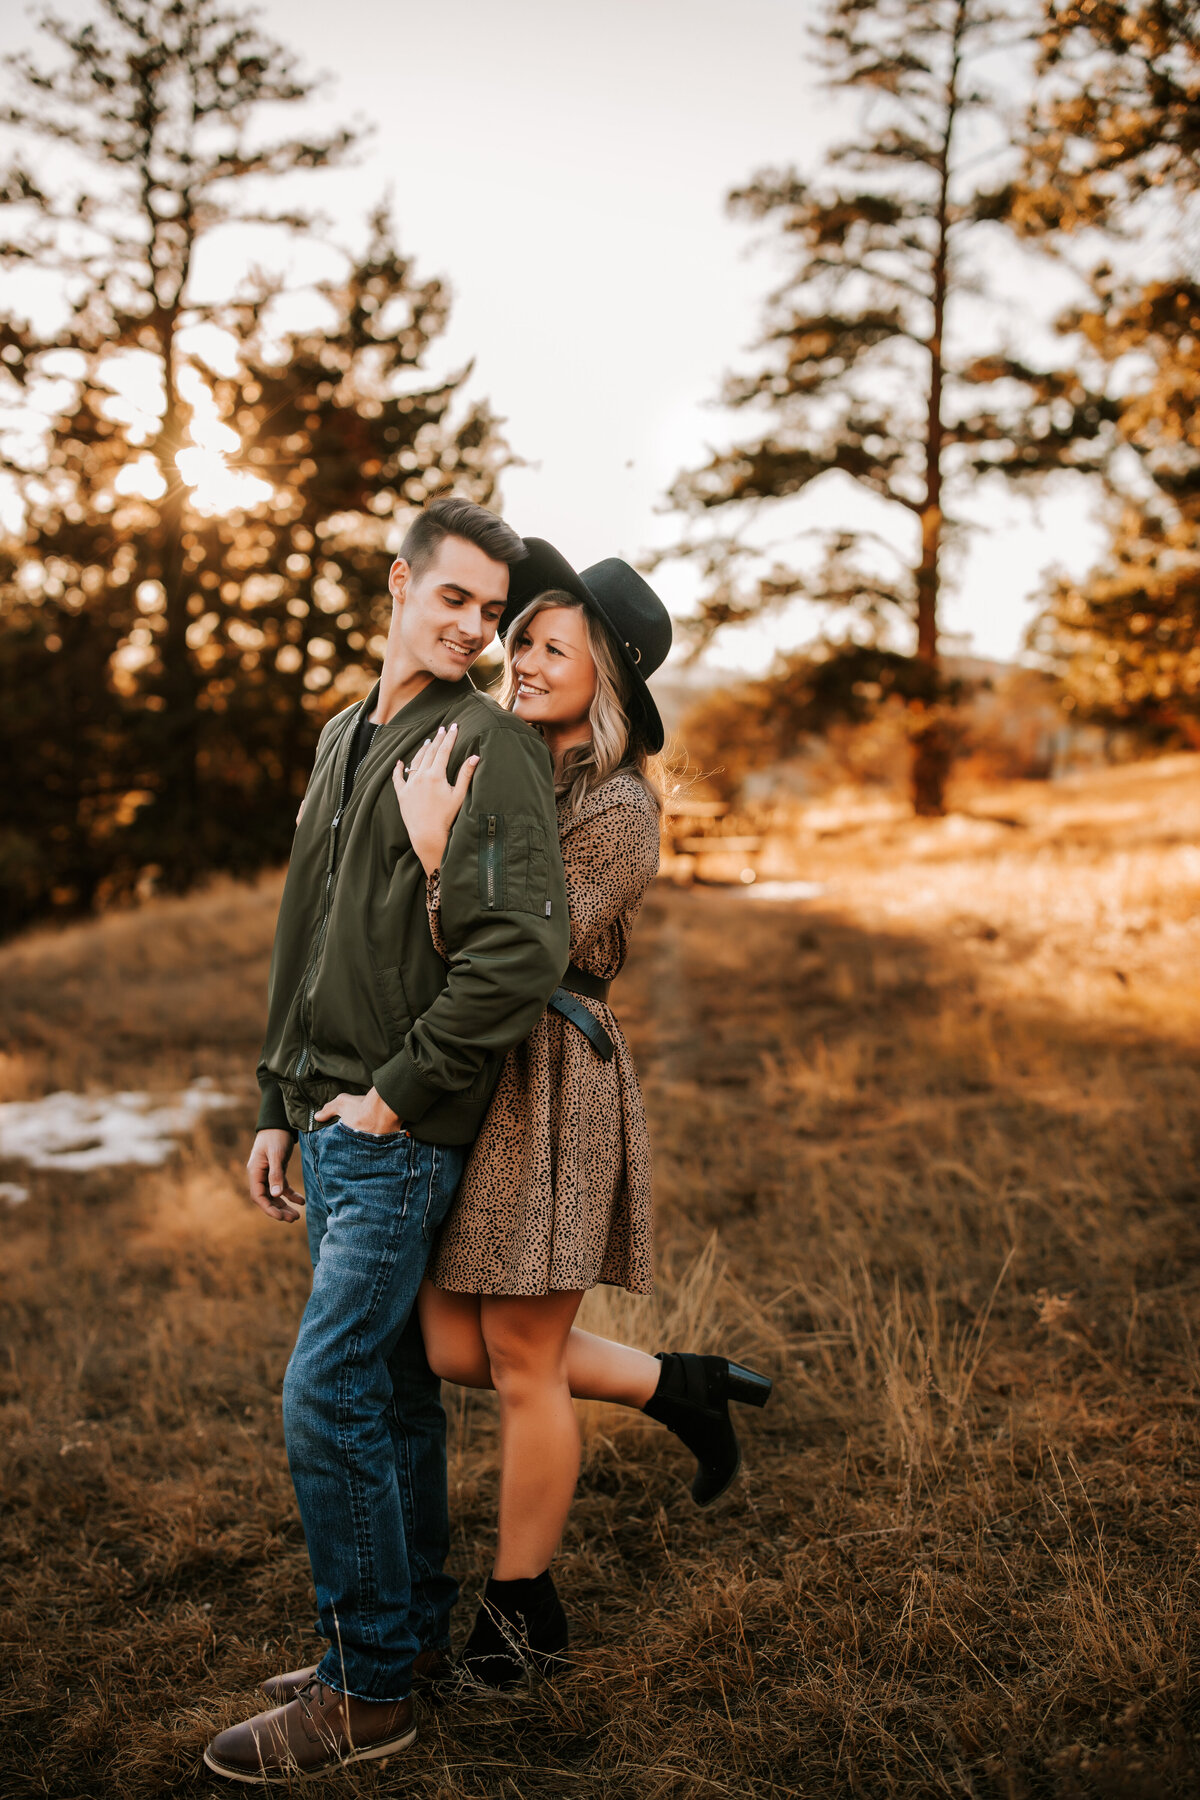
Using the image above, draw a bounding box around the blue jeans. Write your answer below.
[285,1121,467,1702]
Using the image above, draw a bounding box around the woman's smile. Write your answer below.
[510,604,597,735]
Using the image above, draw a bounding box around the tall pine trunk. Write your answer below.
[147,316,202,876]
[910,0,965,817]
[143,158,203,877]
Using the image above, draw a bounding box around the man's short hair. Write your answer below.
[398,498,527,579]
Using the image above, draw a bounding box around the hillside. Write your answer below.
[2,756,1199,1797]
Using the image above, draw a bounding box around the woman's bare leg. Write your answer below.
[418,1279,660,1408]
[417,1282,491,1385]
[563,1326,660,1407]
[480,1290,585,1580]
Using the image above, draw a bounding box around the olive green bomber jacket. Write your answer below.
[255,675,570,1144]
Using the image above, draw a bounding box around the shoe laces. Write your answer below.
[295,1678,332,1729]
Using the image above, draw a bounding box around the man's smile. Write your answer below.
[440,637,478,662]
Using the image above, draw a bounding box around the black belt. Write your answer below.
[548,964,614,1060]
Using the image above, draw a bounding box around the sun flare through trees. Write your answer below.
[0,0,512,932]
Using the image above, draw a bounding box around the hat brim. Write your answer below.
[501,539,665,754]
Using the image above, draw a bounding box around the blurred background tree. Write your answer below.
[0,0,510,933]
[678,642,949,802]
[661,0,1118,816]
[154,209,508,874]
[1020,0,1198,226]
[1029,277,1200,742]
[1018,2,1199,740]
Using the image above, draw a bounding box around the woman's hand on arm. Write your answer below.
[392,723,480,877]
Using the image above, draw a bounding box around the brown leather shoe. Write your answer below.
[258,1664,319,1708]
[260,1647,451,1706]
[203,1680,415,1784]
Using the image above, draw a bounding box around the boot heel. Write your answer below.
[725,1362,772,1407]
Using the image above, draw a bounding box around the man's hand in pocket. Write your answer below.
[315,1089,405,1137]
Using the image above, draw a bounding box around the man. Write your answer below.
[205,498,570,1782]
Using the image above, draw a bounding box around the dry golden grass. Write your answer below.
[2,757,1199,1797]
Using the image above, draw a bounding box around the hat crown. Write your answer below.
[578,558,672,679]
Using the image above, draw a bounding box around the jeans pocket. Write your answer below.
[334,1118,410,1147]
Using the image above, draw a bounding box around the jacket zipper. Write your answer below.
[294,802,344,1081]
[486,815,497,908]
[293,704,375,1084]
[293,698,363,1080]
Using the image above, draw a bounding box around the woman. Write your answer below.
[393,544,771,1687]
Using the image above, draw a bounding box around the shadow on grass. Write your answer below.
[0,877,1197,1797]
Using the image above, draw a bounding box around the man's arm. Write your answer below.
[249,1068,306,1216]
[371,722,569,1122]
[255,1066,293,1134]
[246,1128,305,1222]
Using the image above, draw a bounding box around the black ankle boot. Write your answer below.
[459,1570,570,1689]
[643,1353,773,1507]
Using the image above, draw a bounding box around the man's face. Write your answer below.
[388,535,510,680]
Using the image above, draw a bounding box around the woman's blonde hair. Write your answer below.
[499,590,663,818]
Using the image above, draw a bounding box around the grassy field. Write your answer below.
[2,756,1198,1798]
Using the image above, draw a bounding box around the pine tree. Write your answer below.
[1016,1,1199,736]
[0,2,511,930]
[1020,0,1199,229]
[664,0,1107,814]
[163,206,510,875]
[0,0,354,862]
[1028,280,1200,736]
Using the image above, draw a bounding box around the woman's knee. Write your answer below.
[482,1314,568,1394]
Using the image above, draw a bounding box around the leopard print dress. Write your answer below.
[425,769,659,1296]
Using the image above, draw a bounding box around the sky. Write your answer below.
[0,0,1113,675]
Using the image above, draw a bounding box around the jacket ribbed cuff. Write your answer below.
[371,1051,444,1125]
[256,1078,294,1134]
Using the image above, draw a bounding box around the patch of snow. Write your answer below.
[743,880,828,903]
[0,1181,30,1206]
[0,1079,236,1173]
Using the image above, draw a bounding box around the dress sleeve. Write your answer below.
[566,793,661,964]
[425,869,450,962]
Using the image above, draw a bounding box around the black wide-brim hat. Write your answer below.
[500,538,673,753]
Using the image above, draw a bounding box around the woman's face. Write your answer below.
[510,604,598,731]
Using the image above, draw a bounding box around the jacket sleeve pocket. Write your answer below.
[478,812,506,910]
[477,813,550,915]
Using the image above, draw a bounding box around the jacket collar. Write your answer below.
[359,673,474,737]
